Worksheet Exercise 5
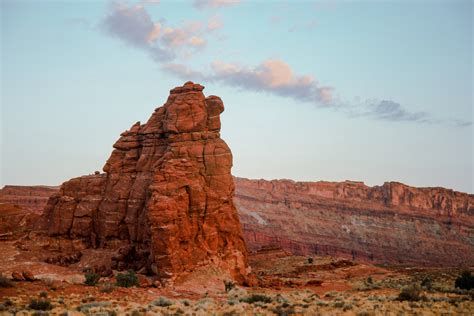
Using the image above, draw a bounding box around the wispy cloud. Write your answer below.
[193,0,240,10]
[101,2,210,60]
[162,59,333,105]
[102,2,171,60]
[207,15,223,31]
[100,2,471,127]
[366,100,428,122]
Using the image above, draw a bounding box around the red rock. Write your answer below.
[22,270,35,281]
[137,274,153,288]
[39,82,250,284]
[11,272,25,281]
[0,185,58,214]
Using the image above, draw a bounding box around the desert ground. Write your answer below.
[1,240,473,315]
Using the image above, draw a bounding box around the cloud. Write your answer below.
[189,36,206,47]
[207,15,223,31]
[102,2,208,60]
[101,2,470,127]
[162,59,333,105]
[368,100,428,122]
[102,2,171,60]
[193,0,240,9]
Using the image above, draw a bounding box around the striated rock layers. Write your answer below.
[40,82,249,283]
[0,185,59,214]
[235,177,474,266]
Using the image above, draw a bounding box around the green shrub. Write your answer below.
[84,272,101,286]
[397,284,422,301]
[28,299,53,311]
[240,294,272,304]
[454,271,474,290]
[421,277,432,290]
[307,257,314,264]
[151,296,173,307]
[115,270,139,288]
[0,274,13,288]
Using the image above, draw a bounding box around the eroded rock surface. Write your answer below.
[39,82,250,283]
[235,177,474,266]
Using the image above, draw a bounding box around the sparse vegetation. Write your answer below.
[455,271,474,290]
[307,257,314,264]
[151,296,173,307]
[84,271,101,286]
[397,284,423,301]
[76,301,111,313]
[115,270,139,288]
[28,299,53,311]
[240,294,272,304]
[224,280,235,293]
[421,276,432,290]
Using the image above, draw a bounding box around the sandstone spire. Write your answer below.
[42,82,250,283]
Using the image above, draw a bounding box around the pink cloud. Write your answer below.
[193,0,240,9]
[207,15,223,31]
[163,59,333,105]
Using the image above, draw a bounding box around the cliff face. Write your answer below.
[235,177,474,266]
[0,185,59,214]
[39,82,250,283]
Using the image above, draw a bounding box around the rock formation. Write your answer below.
[39,82,250,283]
[235,177,474,266]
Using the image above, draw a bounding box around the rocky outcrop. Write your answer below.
[235,177,474,266]
[39,82,250,283]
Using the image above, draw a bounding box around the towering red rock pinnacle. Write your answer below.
[41,82,250,283]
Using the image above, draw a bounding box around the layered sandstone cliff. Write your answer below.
[39,82,250,282]
[235,177,474,266]
[0,185,58,214]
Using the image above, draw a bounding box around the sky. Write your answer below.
[1,0,473,193]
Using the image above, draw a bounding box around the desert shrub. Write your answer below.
[240,294,272,304]
[151,296,173,307]
[271,304,296,316]
[0,274,13,288]
[115,270,139,288]
[307,257,314,264]
[224,280,235,293]
[421,277,432,290]
[3,299,12,307]
[28,299,53,311]
[84,272,101,286]
[39,291,48,298]
[367,276,373,284]
[455,271,474,290]
[76,301,111,312]
[397,284,422,301]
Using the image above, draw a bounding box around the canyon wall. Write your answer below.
[0,185,58,214]
[235,177,474,266]
[3,177,473,266]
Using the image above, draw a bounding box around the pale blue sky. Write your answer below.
[1,0,473,193]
